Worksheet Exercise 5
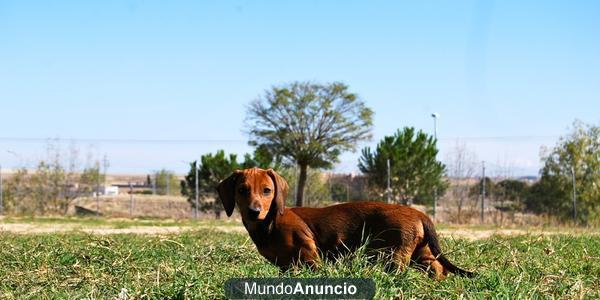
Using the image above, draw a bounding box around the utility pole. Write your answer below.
[386,159,391,203]
[571,165,577,224]
[481,161,486,223]
[194,162,199,219]
[96,162,100,217]
[129,181,134,217]
[5,151,21,214]
[152,174,156,195]
[0,164,3,215]
[431,113,439,220]
[166,173,170,195]
[102,154,109,185]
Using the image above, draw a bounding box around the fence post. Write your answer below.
[129,181,134,217]
[194,163,199,219]
[96,167,100,217]
[481,161,486,223]
[166,174,170,195]
[0,164,3,215]
[571,165,577,224]
[152,174,156,195]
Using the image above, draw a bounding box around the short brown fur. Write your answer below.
[217,168,474,280]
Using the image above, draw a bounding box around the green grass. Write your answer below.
[0,225,598,299]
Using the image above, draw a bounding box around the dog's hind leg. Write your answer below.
[392,249,411,272]
[412,245,447,280]
[392,241,418,273]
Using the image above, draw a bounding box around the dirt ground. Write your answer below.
[1,221,598,240]
[0,222,244,235]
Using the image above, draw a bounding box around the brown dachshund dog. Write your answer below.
[217,168,474,280]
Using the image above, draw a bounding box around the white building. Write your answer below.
[97,185,119,196]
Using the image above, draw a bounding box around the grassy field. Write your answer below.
[0,219,598,299]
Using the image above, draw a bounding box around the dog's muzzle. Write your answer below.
[247,205,261,220]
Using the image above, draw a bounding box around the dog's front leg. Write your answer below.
[279,239,320,272]
[299,239,320,271]
[275,246,318,273]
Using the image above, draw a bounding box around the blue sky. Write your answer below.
[0,1,598,176]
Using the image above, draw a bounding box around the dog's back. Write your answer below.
[289,202,427,253]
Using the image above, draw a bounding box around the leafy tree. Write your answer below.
[153,169,179,196]
[469,177,495,199]
[241,144,283,170]
[493,179,527,210]
[29,158,82,215]
[526,178,565,215]
[246,81,373,207]
[182,150,239,215]
[330,182,349,202]
[359,127,447,205]
[2,168,29,214]
[494,180,527,201]
[493,179,528,225]
[328,174,370,202]
[180,149,280,217]
[79,164,104,195]
[527,121,599,223]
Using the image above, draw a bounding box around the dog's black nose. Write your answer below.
[248,206,261,220]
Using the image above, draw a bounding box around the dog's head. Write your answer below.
[217,168,288,221]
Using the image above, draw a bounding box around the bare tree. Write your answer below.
[4,140,105,215]
[445,141,478,223]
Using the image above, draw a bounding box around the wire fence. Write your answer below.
[0,134,593,226]
[0,167,584,226]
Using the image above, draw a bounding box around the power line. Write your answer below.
[438,135,559,141]
[0,135,560,145]
[0,137,247,144]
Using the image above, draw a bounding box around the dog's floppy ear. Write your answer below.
[217,170,242,217]
[267,169,288,215]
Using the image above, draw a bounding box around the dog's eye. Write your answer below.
[263,188,272,194]
[238,187,248,195]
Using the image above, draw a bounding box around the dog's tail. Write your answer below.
[421,217,475,278]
